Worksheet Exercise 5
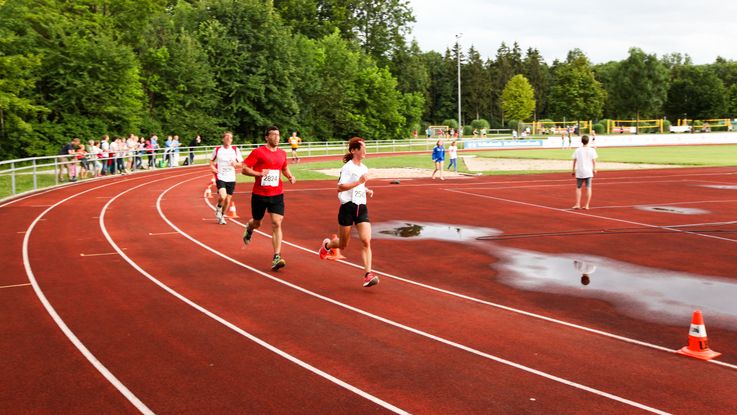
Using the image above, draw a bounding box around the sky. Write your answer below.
[406,0,737,64]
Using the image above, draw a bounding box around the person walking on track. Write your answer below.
[210,132,243,225]
[571,134,597,210]
[241,126,297,271]
[318,137,379,288]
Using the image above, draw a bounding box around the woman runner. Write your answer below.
[318,137,378,287]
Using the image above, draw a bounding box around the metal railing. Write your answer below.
[1,135,513,200]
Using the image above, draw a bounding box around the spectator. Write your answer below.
[150,135,160,168]
[447,140,458,172]
[100,135,111,175]
[164,135,173,166]
[185,135,201,166]
[571,135,598,210]
[171,135,181,167]
[431,139,445,180]
[58,138,80,182]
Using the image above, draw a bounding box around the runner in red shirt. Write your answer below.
[241,126,296,271]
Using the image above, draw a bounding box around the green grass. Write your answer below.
[0,173,58,199]
[467,144,737,166]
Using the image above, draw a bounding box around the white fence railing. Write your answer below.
[0,136,510,199]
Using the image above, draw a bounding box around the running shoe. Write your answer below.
[362,272,379,287]
[243,227,253,245]
[318,238,331,259]
[215,205,223,220]
[271,255,286,271]
[218,216,227,225]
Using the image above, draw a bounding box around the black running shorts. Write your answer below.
[216,180,236,195]
[251,193,285,220]
[338,202,369,226]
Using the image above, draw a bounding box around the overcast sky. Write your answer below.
[406,0,737,64]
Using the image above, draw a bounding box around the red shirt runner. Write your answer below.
[244,145,287,196]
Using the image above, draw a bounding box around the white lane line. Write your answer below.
[205,185,737,372]
[22,179,158,415]
[98,179,409,415]
[186,182,670,413]
[445,188,737,244]
[1,283,32,289]
[147,232,179,236]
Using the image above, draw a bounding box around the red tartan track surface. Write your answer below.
[2,162,737,414]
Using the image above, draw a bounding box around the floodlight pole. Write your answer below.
[456,33,462,137]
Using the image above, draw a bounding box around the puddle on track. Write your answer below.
[373,221,737,328]
[635,206,709,215]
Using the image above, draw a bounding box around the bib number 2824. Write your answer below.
[260,169,280,187]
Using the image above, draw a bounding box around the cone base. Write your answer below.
[676,346,721,361]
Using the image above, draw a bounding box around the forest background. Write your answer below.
[2,0,737,159]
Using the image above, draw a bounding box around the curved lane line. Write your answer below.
[205,185,737,371]
[20,175,186,415]
[180,180,671,413]
[99,176,410,415]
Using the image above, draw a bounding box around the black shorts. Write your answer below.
[291,147,298,152]
[338,202,369,226]
[251,193,285,220]
[216,180,236,195]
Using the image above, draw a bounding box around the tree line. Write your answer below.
[1,0,736,160]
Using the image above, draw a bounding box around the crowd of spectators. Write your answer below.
[57,134,202,182]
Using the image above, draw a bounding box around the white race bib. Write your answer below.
[260,169,280,187]
[351,187,366,205]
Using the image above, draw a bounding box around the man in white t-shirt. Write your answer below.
[571,135,598,210]
[209,131,243,224]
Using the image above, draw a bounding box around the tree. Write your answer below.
[610,47,669,121]
[273,0,415,65]
[0,1,47,158]
[665,65,727,120]
[137,4,221,140]
[195,0,298,139]
[462,46,490,121]
[547,49,606,121]
[424,50,455,124]
[522,47,549,119]
[489,42,523,124]
[500,74,535,123]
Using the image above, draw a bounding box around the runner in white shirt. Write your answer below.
[209,131,243,224]
[318,137,379,288]
[571,135,598,210]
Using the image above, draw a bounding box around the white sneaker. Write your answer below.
[218,216,226,225]
[215,206,223,220]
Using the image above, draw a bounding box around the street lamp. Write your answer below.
[456,33,462,138]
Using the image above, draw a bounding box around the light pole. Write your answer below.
[456,33,462,137]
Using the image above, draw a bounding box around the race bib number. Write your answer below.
[260,169,280,187]
[351,187,366,205]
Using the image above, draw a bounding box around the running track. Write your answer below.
[2,164,737,414]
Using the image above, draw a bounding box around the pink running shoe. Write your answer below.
[319,238,331,260]
[362,272,379,288]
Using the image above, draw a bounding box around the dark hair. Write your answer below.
[581,135,589,145]
[264,126,279,137]
[343,137,364,163]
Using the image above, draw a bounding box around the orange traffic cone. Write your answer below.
[676,310,721,360]
[325,234,346,260]
[226,201,239,218]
